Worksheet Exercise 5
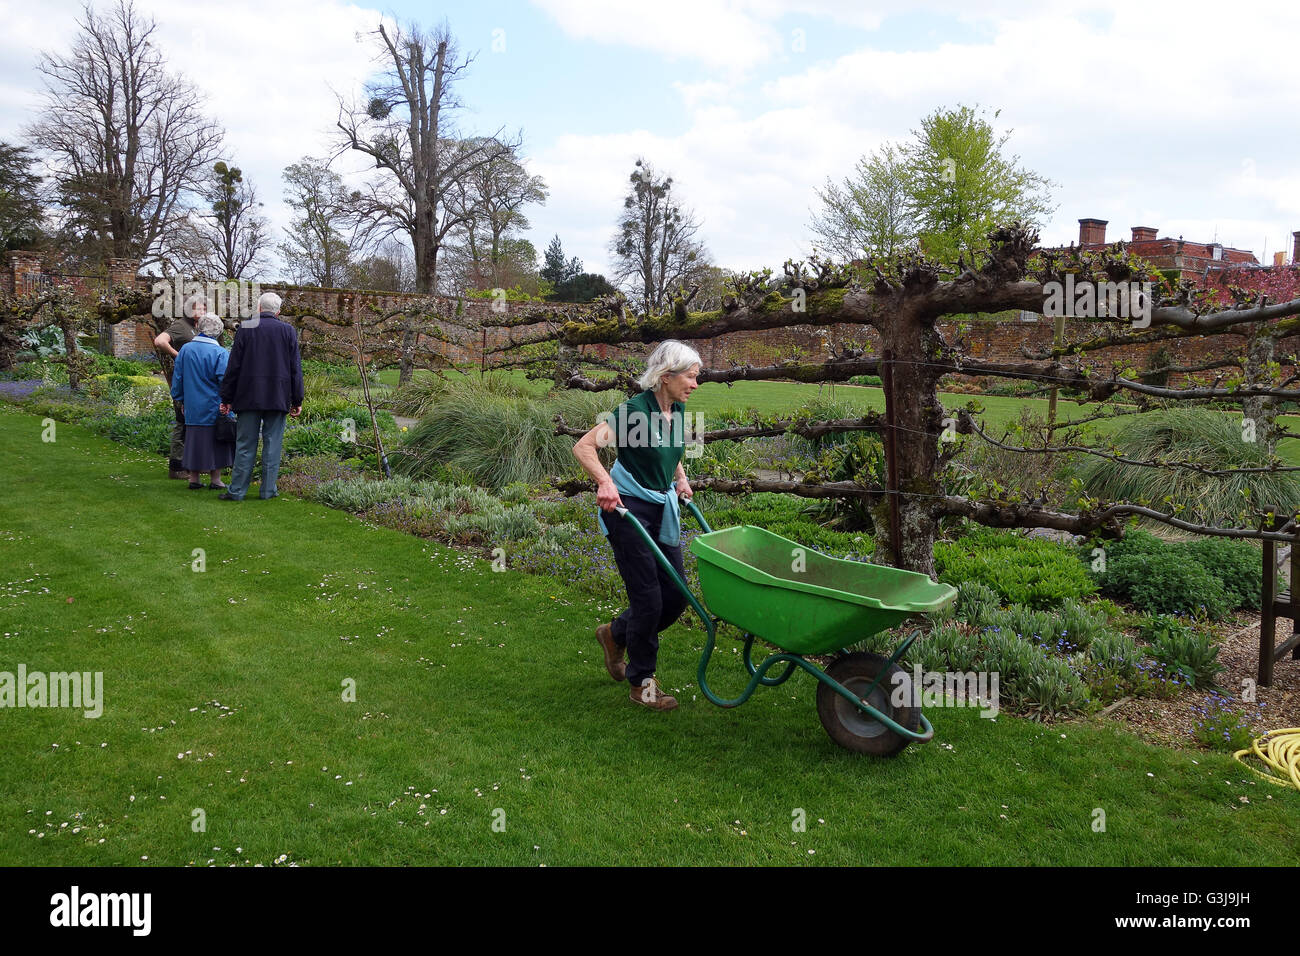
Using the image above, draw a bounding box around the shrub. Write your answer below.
[920,621,984,672]
[952,581,1001,628]
[276,456,364,498]
[691,438,760,479]
[1191,693,1263,752]
[957,406,1077,501]
[935,526,1097,608]
[282,423,347,459]
[847,374,883,387]
[84,349,158,378]
[1095,548,1233,619]
[314,476,420,512]
[1086,630,1142,680]
[301,392,351,424]
[1182,537,1261,610]
[84,404,174,456]
[981,379,1041,397]
[1051,598,1110,651]
[1141,615,1223,688]
[1018,655,1091,720]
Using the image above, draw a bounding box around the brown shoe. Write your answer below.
[595,624,626,682]
[630,677,677,711]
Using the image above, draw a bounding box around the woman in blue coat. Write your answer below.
[170,314,234,490]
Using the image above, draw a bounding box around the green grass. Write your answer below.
[686,380,1300,466]
[2,403,1299,866]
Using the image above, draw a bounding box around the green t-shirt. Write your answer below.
[610,389,684,492]
[160,317,197,384]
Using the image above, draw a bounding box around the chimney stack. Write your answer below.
[1079,218,1108,246]
[1131,226,1157,242]
[1293,231,1300,264]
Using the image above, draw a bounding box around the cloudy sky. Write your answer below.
[1,0,1297,281]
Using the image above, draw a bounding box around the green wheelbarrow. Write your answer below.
[615,498,956,755]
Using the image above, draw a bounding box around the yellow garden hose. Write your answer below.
[1233,728,1300,790]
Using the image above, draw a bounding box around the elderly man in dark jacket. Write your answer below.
[217,292,304,501]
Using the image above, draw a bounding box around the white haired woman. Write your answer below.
[573,340,702,711]
[170,313,234,490]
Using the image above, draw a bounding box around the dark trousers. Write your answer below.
[605,496,689,686]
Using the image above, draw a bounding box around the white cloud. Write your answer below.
[0,0,385,278]
[530,0,789,71]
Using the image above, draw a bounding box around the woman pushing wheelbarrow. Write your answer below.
[572,340,702,712]
[573,340,957,753]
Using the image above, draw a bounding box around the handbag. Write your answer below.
[214,414,237,445]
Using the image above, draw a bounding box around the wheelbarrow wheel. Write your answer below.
[816,652,920,756]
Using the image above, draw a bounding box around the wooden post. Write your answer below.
[1260,515,1277,686]
[1291,523,1300,662]
[881,348,901,567]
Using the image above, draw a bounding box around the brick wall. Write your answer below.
[9,253,1299,385]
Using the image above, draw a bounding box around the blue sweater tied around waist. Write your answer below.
[597,458,680,546]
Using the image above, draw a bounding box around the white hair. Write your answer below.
[257,291,282,314]
[197,314,224,338]
[638,339,703,392]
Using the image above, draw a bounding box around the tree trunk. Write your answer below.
[877,309,946,577]
[1243,329,1279,455]
[398,329,417,387]
[61,319,82,393]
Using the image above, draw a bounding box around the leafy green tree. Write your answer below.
[903,105,1055,264]
[808,105,1054,268]
[540,234,582,285]
[551,272,617,303]
[0,142,43,251]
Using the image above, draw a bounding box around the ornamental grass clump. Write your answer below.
[391,378,619,490]
[1076,407,1300,526]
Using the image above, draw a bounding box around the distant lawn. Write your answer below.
[1,402,1298,866]
[364,369,1300,466]
[684,380,1300,466]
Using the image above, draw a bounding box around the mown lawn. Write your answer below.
[378,368,1300,466]
[4,403,1295,866]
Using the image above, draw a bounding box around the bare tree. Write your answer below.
[164,161,269,279]
[451,140,547,288]
[337,20,524,383]
[808,142,913,263]
[278,157,356,288]
[25,0,224,271]
[611,158,709,317]
[337,20,521,295]
[350,237,417,292]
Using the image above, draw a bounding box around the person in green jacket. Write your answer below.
[573,340,701,711]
